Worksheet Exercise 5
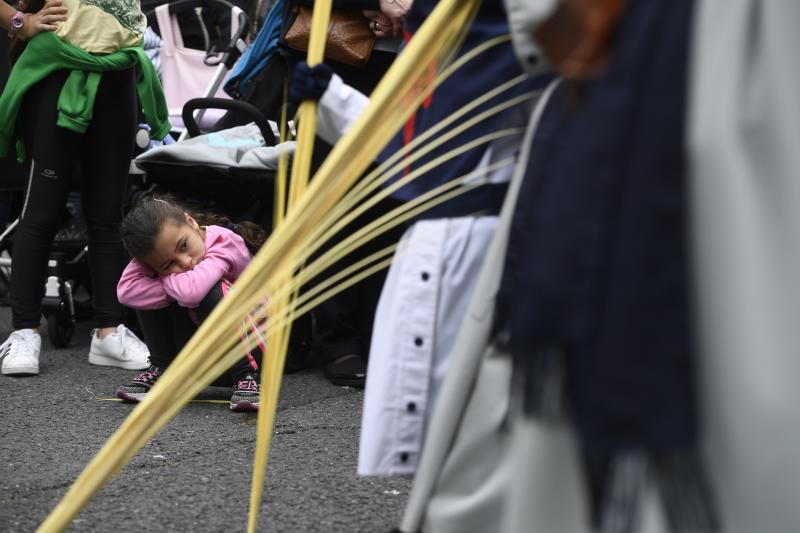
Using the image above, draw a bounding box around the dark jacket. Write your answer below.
[498,0,698,455]
[379,0,546,218]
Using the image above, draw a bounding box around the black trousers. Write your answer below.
[310,162,405,365]
[292,49,398,366]
[137,282,261,380]
[11,69,136,329]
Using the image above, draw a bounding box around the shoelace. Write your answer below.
[236,377,259,392]
[0,331,36,359]
[133,367,161,385]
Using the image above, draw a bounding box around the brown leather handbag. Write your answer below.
[283,7,375,67]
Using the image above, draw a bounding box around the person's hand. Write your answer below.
[18,0,67,41]
[362,10,394,38]
[380,0,411,20]
[288,61,333,106]
[364,0,411,38]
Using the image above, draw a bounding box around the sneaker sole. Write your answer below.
[89,352,149,370]
[2,365,39,375]
[230,400,259,412]
[117,390,147,402]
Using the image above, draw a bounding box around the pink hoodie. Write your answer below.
[117,225,253,310]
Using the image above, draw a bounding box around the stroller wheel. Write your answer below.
[47,302,76,348]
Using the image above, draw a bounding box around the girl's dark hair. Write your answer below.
[120,195,268,260]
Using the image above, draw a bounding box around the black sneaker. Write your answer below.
[323,354,366,388]
[116,365,163,402]
[230,373,260,412]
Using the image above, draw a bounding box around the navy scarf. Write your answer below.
[498,0,717,529]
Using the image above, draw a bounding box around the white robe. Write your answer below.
[689,1,800,531]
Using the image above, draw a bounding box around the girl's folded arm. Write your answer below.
[162,249,230,308]
[117,260,172,309]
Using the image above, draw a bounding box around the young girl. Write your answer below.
[115,196,267,411]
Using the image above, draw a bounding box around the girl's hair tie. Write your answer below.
[226,222,237,232]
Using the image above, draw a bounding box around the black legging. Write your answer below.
[136,282,261,380]
[11,68,136,330]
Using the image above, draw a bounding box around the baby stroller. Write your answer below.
[130,0,284,234]
[144,0,252,138]
[131,92,313,370]
[135,0,281,229]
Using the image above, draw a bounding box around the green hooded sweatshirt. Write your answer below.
[0,31,170,158]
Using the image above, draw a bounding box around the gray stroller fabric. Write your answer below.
[239,143,296,170]
[134,123,295,171]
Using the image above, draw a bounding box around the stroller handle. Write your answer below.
[161,0,237,16]
[204,10,250,69]
[182,97,277,146]
[145,0,251,69]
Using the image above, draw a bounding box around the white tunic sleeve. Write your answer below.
[316,74,370,146]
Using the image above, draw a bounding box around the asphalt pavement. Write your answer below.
[0,308,411,532]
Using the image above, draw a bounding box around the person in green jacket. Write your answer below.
[0,0,168,377]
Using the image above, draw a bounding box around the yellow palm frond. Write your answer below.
[36,1,486,531]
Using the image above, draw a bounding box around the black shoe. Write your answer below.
[323,354,366,388]
[116,365,163,402]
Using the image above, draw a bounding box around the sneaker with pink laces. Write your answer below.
[116,365,164,402]
[230,373,260,412]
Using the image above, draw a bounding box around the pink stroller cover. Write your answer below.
[155,3,243,131]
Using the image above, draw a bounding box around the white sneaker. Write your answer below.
[88,325,150,370]
[0,329,42,375]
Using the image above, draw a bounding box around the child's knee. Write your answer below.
[195,282,226,319]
